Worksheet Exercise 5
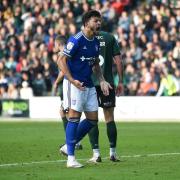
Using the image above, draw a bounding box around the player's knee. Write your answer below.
[59,109,65,117]
[103,108,114,122]
[105,119,114,123]
[87,119,98,126]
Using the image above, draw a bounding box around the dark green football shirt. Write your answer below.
[92,31,120,86]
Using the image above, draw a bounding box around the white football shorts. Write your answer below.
[63,78,98,112]
[62,78,71,111]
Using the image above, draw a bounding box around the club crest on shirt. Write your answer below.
[72,99,76,105]
[67,42,74,50]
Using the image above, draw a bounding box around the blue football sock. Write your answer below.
[76,119,98,143]
[66,118,80,156]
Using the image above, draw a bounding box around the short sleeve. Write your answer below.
[63,36,79,58]
[112,36,121,56]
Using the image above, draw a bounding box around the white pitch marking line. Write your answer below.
[0,152,180,167]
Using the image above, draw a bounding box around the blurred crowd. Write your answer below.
[0,0,179,99]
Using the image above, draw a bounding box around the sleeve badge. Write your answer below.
[66,42,74,50]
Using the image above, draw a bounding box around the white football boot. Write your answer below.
[67,160,84,168]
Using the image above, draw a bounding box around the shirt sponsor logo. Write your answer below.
[80,56,96,61]
[96,36,103,40]
[80,56,96,66]
[80,56,86,61]
[103,102,112,107]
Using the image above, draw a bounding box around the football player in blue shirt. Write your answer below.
[57,10,111,168]
[54,35,83,150]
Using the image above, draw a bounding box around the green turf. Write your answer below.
[0,121,180,180]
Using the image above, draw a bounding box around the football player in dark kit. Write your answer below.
[88,31,123,163]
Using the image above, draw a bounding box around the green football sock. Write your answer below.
[106,121,117,148]
[62,117,68,132]
[88,124,99,149]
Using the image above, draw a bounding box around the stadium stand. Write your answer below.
[0,0,179,98]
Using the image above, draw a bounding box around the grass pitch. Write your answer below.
[0,121,180,180]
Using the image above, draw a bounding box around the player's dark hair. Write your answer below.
[55,35,67,45]
[82,10,101,26]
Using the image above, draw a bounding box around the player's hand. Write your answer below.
[73,80,86,91]
[116,82,124,97]
[100,80,112,96]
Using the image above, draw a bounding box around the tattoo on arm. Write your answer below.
[93,58,105,82]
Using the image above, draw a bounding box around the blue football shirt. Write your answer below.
[63,31,100,87]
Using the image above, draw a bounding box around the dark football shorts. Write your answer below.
[59,83,63,100]
[95,85,115,108]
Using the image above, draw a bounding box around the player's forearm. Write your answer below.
[58,71,64,82]
[57,55,74,83]
[93,63,105,83]
[114,55,123,83]
[93,63,112,96]
[55,71,64,84]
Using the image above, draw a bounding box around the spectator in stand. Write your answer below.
[20,81,33,99]
[0,72,8,90]
[0,86,8,99]
[137,66,158,95]
[7,83,19,99]
[33,25,45,43]
[32,73,47,96]
[118,11,130,32]
[156,68,179,96]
